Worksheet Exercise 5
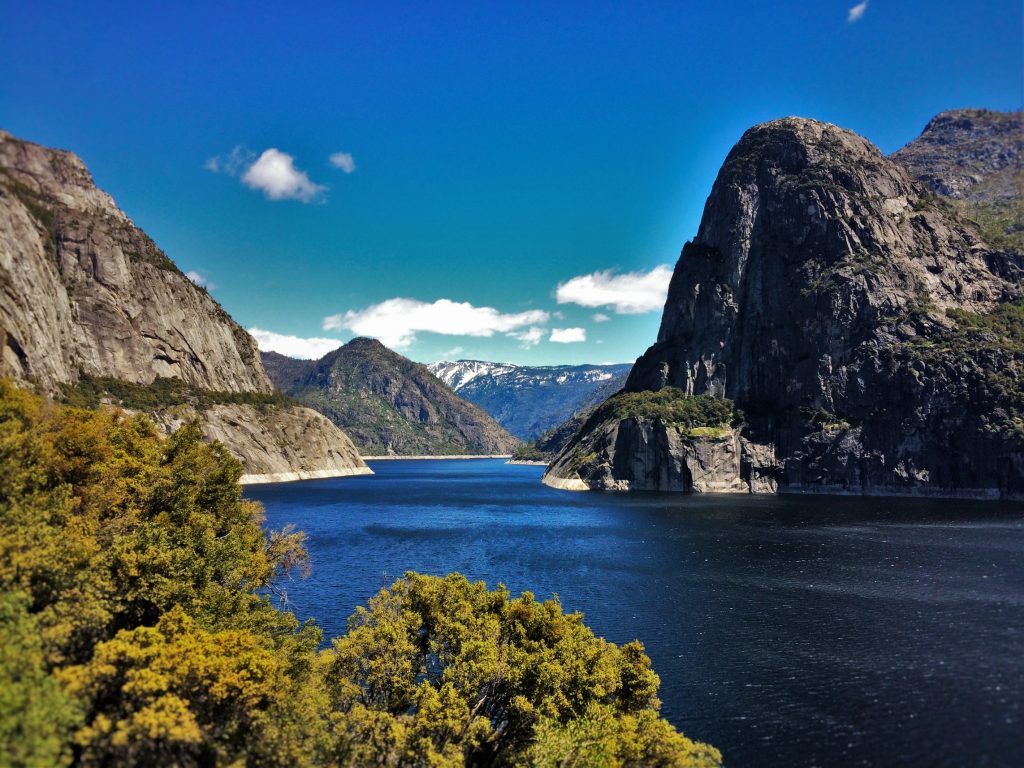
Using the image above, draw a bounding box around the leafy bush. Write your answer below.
[0,381,719,767]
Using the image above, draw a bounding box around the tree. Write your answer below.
[0,592,80,768]
[0,381,720,767]
[324,572,721,767]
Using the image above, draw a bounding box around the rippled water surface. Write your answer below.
[247,459,1024,768]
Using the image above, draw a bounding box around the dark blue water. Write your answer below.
[246,459,1024,768]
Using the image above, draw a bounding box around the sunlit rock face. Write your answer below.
[0,129,369,482]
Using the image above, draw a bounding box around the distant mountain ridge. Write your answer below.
[429,360,631,440]
[263,340,519,456]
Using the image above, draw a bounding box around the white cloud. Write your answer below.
[508,326,546,349]
[242,149,326,202]
[329,152,356,173]
[556,265,673,314]
[550,327,586,344]
[324,298,550,349]
[592,313,610,323]
[441,345,465,359]
[847,1,868,23]
[185,270,216,290]
[248,328,342,360]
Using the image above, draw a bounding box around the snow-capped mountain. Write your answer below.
[427,360,632,440]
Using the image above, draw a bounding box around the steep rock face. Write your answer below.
[152,404,371,484]
[429,359,631,440]
[545,419,746,492]
[546,116,1022,498]
[0,130,270,394]
[891,109,1021,200]
[264,340,519,456]
[892,109,1023,255]
[0,130,369,481]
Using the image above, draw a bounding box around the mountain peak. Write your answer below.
[547,110,1022,497]
[263,347,518,456]
[892,108,1022,201]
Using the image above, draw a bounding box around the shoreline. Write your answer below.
[507,459,550,466]
[239,466,374,485]
[362,454,513,461]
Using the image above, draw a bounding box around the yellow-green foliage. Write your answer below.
[0,381,720,767]
[323,572,720,767]
[0,592,80,768]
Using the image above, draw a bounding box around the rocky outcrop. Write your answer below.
[546,418,746,492]
[0,129,369,482]
[151,404,371,484]
[264,340,520,456]
[545,115,1023,498]
[891,109,1021,200]
[891,109,1023,255]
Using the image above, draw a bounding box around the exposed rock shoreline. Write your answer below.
[363,454,513,460]
[239,467,374,485]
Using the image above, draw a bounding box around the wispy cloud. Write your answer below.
[550,327,586,343]
[204,145,257,176]
[185,270,216,291]
[248,328,342,360]
[242,149,326,202]
[592,313,610,323]
[329,152,356,173]
[556,265,673,314]
[508,326,546,349]
[324,298,550,349]
[847,1,868,23]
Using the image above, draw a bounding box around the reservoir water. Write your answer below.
[246,459,1024,768]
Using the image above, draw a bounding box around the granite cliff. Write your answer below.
[545,113,1023,498]
[892,108,1023,254]
[0,129,369,482]
[263,339,519,456]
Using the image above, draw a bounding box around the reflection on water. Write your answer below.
[247,459,1024,768]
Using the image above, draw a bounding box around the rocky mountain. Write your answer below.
[0,129,369,483]
[545,113,1023,498]
[892,108,1022,253]
[429,360,631,440]
[892,109,1021,200]
[263,340,519,456]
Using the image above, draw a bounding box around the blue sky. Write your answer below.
[2,1,1021,365]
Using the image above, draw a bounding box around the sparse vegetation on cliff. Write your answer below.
[61,374,292,412]
[586,388,735,432]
